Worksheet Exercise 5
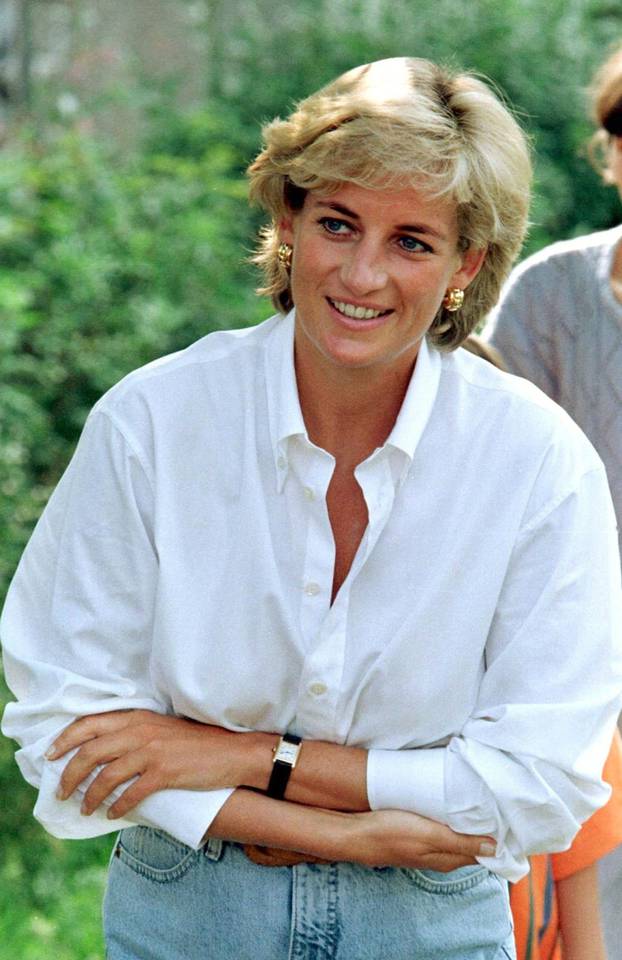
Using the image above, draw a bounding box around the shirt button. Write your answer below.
[277,456,287,470]
[309,682,327,696]
[303,486,315,502]
[304,582,321,596]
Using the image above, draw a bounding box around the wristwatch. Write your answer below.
[266,733,302,800]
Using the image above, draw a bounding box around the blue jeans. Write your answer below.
[104,827,516,959]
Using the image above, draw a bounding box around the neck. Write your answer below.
[294,345,417,464]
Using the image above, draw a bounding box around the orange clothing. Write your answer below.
[510,733,622,960]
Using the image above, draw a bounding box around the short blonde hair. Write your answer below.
[588,44,622,183]
[248,57,532,350]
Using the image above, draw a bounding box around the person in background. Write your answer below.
[465,334,622,960]
[2,58,622,960]
[485,43,622,959]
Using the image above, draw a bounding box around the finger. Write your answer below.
[447,832,496,859]
[426,822,496,859]
[81,755,146,815]
[419,852,479,873]
[106,771,162,820]
[460,835,497,859]
[47,711,135,760]
[57,729,143,800]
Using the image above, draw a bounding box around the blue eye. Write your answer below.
[398,235,427,253]
[319,217,350,235]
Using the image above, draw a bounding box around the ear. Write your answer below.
[279,216,295,247]
[451,245,488,290]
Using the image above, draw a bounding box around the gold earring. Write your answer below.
[442,288,464,312]
[277,242,293,270]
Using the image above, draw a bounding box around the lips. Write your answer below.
[327,297,392,320]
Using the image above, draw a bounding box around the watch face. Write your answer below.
[276,742,300,766]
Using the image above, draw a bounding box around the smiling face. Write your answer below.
[280,182,485,383]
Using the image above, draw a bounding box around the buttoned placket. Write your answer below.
[286,436,335,646]
[284,438,402,743]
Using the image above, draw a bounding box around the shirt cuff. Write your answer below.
[33,758,234,850]
[133,786,235,848]
[367,747,447,821]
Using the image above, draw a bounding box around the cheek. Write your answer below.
[404,272,450,307]
[608,142,622,186]
[296,242,340,287]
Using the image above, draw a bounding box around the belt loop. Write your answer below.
[203,837,224,860]
[203,837,224,861]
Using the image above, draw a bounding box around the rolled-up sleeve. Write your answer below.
[1,410,232,850]
[368,464,622,881]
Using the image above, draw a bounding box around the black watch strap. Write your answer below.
[266,733,302,800]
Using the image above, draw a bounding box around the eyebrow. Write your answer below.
[314,199,449,241]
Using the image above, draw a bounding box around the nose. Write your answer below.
[340,239,388,294]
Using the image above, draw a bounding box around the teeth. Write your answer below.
[331,299,386,320]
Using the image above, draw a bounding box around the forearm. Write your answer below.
[243,733,369,811]
[43,712,494,870]
[557,864,607,960]
[206,788,494,870]
[44,712,369,825]
[242,734,443,824]
[206,788,358,861]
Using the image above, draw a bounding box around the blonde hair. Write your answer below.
[248,57,532,350]
[588,44,622,183]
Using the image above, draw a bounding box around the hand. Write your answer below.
[47,710,269,819]
[350,809,496,872]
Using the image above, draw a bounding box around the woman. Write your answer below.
[485,43,622,957]
[2,58,621,960]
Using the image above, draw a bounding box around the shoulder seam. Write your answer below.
[89,409,155,492]
[97,329,266,409]
[443,363,559,415]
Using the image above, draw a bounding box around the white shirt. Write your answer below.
[2,311,622,882]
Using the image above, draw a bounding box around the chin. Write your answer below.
[321,340,384,369]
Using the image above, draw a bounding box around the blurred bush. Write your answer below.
[0,107,266,602]
[0,679,111,957]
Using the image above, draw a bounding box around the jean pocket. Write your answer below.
[114,826,199,883]
[405,864,491,894]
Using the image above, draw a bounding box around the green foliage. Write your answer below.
[0,111,267,604]
[0,673,111,959]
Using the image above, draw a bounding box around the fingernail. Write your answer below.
[80,802,90,816]
[56,786,65,801]
[45,747,57,760]
[107,809,117,820]
[479,842,497,857]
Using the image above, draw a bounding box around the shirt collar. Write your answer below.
[265,309,442,491]
[384,336,441,474]
[265,310,307,491]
